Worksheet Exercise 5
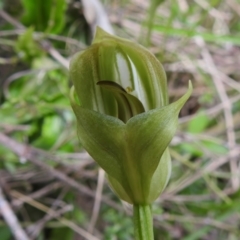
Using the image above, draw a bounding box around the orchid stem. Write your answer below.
[133,204,154,240]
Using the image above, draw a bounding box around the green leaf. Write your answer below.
[14,27,43,63]
[202,140,228,154]
[21,0,66,34]
[153,25,240,46]
[45,0,67,34]
[187,112,210,133]
[179,142,203,157]
[0,226,11,240]
[145,0,166,45]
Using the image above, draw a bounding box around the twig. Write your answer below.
[88,168,105,233]
[80,0,113,34]
[0,124,30,133]
[0,29,85,48]
[29,204,73,239]
[227,0,240,16]
[179,94,240,124]
[12,182,62,208]
[155,213,238,232]
[0,132,122,212]
[164,148,240,197]
[193,0,228,20]
[177,0,189,12]
[0,10,24,29]
[160,194,216,202]
[3,69,40,98]
[0,187,29,240]
[195,37,239,191]
[27,187,71,239]
[0,10,69,69]
[11,190,100,240]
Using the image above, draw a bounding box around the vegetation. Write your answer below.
[0,0,240,239]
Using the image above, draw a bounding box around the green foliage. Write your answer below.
[34,115,63,148]
[153,25,240,45]
[14,27,44,63]
[49,227,74,240]
[103,208,133,239]
[145,0,166,45]
[20,0,67,34]
[187,112,210,133]
[183,198,240,240]
[178,142,203,157]
[201,140,228,155]
[0,0,3,8]
[0,226,11,240]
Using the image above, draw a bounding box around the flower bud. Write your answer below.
[70,27,192,204]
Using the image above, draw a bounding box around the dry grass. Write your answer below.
[0,0,240,239]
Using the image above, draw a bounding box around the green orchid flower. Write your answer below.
[69,27,192,205]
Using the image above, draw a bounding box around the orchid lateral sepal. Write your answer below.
[70,81,192,204]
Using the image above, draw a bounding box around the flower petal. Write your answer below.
[93,27,169,110]
[97,80,145,123]
[70,82,192,204]
[123,81,192,203]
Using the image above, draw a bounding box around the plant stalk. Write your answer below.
[133,204,154,240]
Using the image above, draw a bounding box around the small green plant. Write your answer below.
[69,27,192,239]
[14,27,44,63]
[103,208,133,239]
[21,0,67,34]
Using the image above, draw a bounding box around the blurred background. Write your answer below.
[0,0,240,239]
